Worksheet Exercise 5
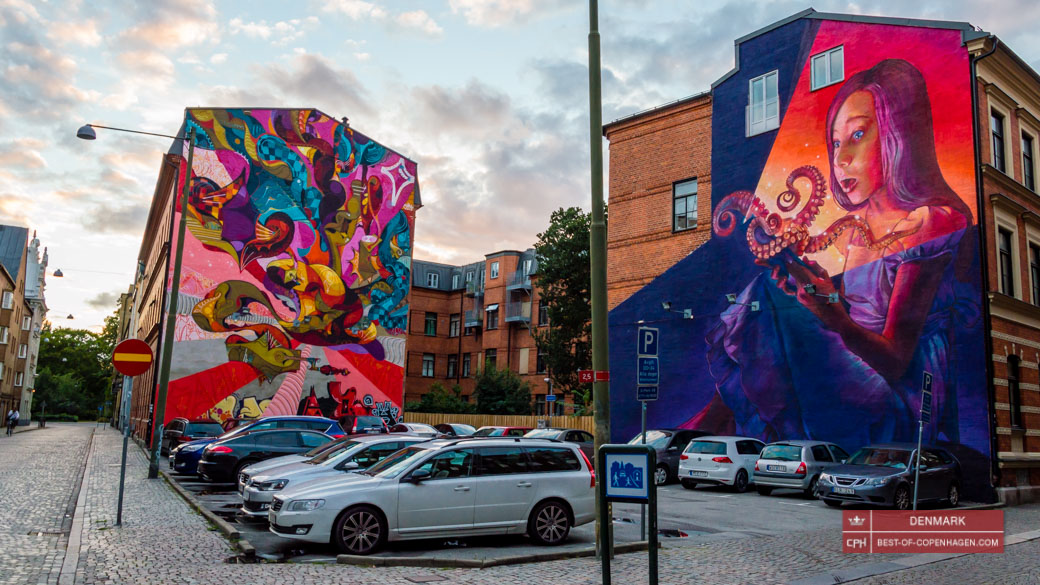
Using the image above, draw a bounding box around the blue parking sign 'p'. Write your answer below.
[638,327,659,356]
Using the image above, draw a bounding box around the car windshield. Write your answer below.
[362,446,431,478]
[473,427,504,437]
[628,430,672,449]
[761,444,802,462]
[305,440,361,465]
[355,416,384,427]
[185,422,224,436]
[847,448,912,469]
[524,429,562,439]
[408,423,438,433]
[685,440,727,455]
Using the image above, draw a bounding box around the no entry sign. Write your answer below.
[112,339,154,377]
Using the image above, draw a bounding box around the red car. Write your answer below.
[162,418,226,455]
[472,425,533,437]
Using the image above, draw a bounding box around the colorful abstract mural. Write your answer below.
[163,108,417,427]
[609,19,992,498]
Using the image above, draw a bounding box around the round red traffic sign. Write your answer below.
[112,339,154,377]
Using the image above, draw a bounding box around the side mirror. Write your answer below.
[340,461,360,471]
[165,429,183,438]
[408,469,431,483]
[667,446,678,452]
[840,459,847,464]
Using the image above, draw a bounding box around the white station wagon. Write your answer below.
[268,437,596,554]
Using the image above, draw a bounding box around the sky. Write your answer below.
[3,0,1040,331]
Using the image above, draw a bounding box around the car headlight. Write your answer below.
[287,499,325,512]
[864,476,891,486]
[180,444,204,453]
[819,473,833,483]
[256,479,289,491]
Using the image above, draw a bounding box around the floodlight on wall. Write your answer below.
[725,293,760,312]
[802,283,839,303]
[661,301,671,311]
[660,300,694,320]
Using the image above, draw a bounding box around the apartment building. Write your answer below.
[0,226,48,422]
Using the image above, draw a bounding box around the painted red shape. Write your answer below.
[594,370,610,382]
[164,362,261,424]
[112,339,154,377]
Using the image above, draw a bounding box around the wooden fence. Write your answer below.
[403,412,595,433]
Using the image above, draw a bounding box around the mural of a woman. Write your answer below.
[694,59,981,448]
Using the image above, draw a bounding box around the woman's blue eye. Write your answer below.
[832,140,840,149]
[852,130,864,140]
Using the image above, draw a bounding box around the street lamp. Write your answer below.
[78,121,197,479]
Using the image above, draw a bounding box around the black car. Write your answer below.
[628,428,712,485]
[434,423,477,437]
[523,427,595,460]
[338,415,389,434]
[816,443,963,510]
[197,429,334,482]
[161,418,224,456]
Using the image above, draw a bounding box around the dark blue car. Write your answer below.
[169,416,344,475]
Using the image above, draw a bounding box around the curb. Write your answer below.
[337,540,650,568]
[158,468,255,558]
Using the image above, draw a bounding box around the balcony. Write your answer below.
[465,281,484,297]
[504,301,531,323]
[506,270,532,291]
[464,308,483,327]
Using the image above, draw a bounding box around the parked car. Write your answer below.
[198,429,335,483]
[473,426,533,437]
[817,443,962,510]
[338,415,389,434]
[221,417,257,433]
[523,428,595,460]
[678,435,765,492]
[628,429,712,485]
[169,416,344,475]
[389,422,442,437]
[237,435,364,493]
[434,423,477,437]
[754,440,850,498]
[240,435,428,516]
[161,418,224,456]
[267,436,596,554]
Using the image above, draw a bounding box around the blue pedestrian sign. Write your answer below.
[638,327,659,356]
[637,386,658,401]
[604,452,650,502]
[637,357,659,385]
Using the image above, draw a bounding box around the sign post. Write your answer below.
[111,339,155,526]
[599,444,658,585]
[636,326,659,540]
[913,371,933,511]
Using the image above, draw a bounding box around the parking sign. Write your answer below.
[638,327,659,356]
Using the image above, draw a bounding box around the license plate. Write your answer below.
[688,470,708,477]
[766,465,786,472]
[833,487,855,495]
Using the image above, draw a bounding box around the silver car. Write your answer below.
[754,440,849,498]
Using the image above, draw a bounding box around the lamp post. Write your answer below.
[77,122,196,479]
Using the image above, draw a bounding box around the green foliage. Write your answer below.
[473,364,533,415]
[33,319,116,419]
[533,206,597,410]
[405,382,476,414]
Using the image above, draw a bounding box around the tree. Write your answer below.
[33,320,116,419]
[473,364,532,415]
[405,382,476,414]
[533,206,597,411]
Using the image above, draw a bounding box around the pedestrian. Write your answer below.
[5,408,19,435]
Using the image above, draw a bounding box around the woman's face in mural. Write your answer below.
[831,90,885,207]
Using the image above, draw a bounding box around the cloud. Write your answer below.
[355,52,371,61]
[85,291,120,310]
[448,0,574,27]
[47,18,102,47]
[408,80,513,139]
[0,139,48,169]
[396,10,443,37]
[210,52,228,64]
[323,0,387,21]
[118,0,220,50]
[228,16,319,46]
[256,54,374,118]
[82,203,150,234]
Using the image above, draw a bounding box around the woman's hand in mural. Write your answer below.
[778,253,847,325]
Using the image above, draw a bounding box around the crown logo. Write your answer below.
[848,515,866,527]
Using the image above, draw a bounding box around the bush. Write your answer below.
[40,413,78,422]
[406,382,476,414]
[473,364,532,415]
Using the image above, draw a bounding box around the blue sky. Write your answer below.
[3,0,1040,330]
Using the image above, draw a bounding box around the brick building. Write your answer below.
[0,226,48,422]
[605,10,1040,504]
[407,250,561,414]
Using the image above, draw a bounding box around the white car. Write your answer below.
[678,436,765,492]
[240,435,429,516]
[268,437,596,554]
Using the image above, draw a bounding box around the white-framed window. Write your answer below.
[465,271,473,283]
[18,344,27,359]
[1,291,12,310]
[426,272,439,288]
[522,259,533,275]
[747,70,780,136]
[673,178,698,231]
[421,353,435,377]
[0,363,4,380]
[21,315,31,330]
[1022,131,1036,191]
[0,326,8,345]
[992,109,1007,173]
[490,261,499,279]
[452,273,460,289]
[14,371,23,387]
[811,45,844,90]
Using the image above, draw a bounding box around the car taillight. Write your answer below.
[328,434,344,439]
[755,460,760,471]
[795,462,807,475]
[578,449,596,488]
[680,454,689,460]
[208,446,232,454]
[712,456,733,464]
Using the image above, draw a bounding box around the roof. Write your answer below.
[0,225,28,281]
[603,90,711,135]
[767,439,837,446]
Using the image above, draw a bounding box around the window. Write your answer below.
[14,371,23,387]
[476,446,528,475]
[412,449,474,480]
[18,344,27,359]
[811,445,833,462]
[999,228,1015,296]
[300,432,328,449]
[1008,355,1023,429]
[465,271,473,283]
[424,312,437,336]
[736,440,764,455]
[992,111,1006,172]
[1032,244,1040,305]
[462,353,472,377]
[449,313,460,337]
[522,259,533,275]
[485,306,498,330]
[525,447,581,472]
[1,291,12,310]
[452,273,460,289]
[0,326,8,345]
[1024,133,1036,191]
[536,348,546,374]
[811,46,843,90]
[255,431,299,447]
[485,349,497,369]
[673,178,698,231]
[21,315,31,330]
[421,353,435,377]
[0,363,4,380]
[538,303,548,326]
[447,354,458,379]
[426,272,439,288]
[829,445,850,462]
[747,70,779,136]
[490,261,499,279]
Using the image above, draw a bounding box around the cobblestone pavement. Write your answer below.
[0,423,92,585]
[5,425,1040,585]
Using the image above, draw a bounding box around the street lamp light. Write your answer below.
[78,121,197,479]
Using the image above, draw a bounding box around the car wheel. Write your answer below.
[947,483,960,508]
[233,460,253,483]
[893,485,911,510]
[733,469,749,493]
[823,498,842,508]
[756,486,773,496]
[681,479,697,490]
[333,505,387,555]
[654,465,669,486]
[803,476,819,499]
[528,500,571,546]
